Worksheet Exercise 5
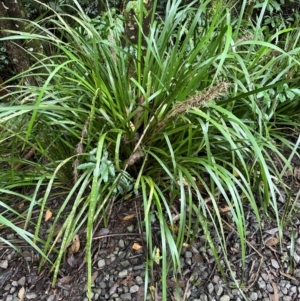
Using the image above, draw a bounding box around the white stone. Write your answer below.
[130,285,139,293]
[271,259,279,269]
[118,269,128,278]
[215,284,223,296]
[98,259,106,268]
[26,293,37,299]
[119,239,125,248]
[220,295,230,301]
[0,260,8,269]
[135,276,143,285]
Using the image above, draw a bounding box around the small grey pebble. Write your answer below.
[99,281,107,289]
[6,295,13,301]
[133,264,145,270]
[283,297,292,301]
[98,259,106,268]
[258,280,266,289]
[290,286,297,293]
[127,225,134,232]
[0,260,8,269]
[294,253,300,264]
[119,239,125,248]
[46,295,55,301]
[120,293,131,300]
[130,285,139,293]
[185,258,192,265]
[18,277,26,286]
[120,260,130,268]
[123,286,129,293]
[4,283,10,290]
[136,276,143,285]
[249,292,258,300]
[293,269,300,278]
[118,269,128,278]
[207,283,214,294]
[291,279,300,286]
[11,281,18,287]
[212,275,220,283]
[271,259,280,269]
[109,254,116,262]
[199,294,208,301]
[26,293,37,299]
[257,291,262,298]
[220,295,230,301]
[185,251,193,258]
[9,287,16,294]
[215,284,223,296]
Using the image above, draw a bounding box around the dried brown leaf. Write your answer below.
[279,270,298,281]
[265,237,279,247]
[52,224,63,237]
[132,243,143,251]
[91,271,98,283]
[109,282,120,295]
[127,150,144,166]
[58,275,73,284]
[22,251,31,260]
[18,286,25,301]
[17,203,24,210]
[69,234,80,254]
[192,254,202,263]
[136,286,144,300]
[230,247,239,254]
[167,279,186,288]
[123,213,136,221]
[45,209,52,222]
[120,278,135,286]
[269,280,279,301]
[219,205,231,213]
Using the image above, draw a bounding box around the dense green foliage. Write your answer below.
[1,0,300,300]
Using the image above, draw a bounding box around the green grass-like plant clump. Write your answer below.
[0,0,299,299]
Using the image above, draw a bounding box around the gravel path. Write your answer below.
[1,164,300,301]
[1,208,300,301]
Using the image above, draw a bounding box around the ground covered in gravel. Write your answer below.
[1,154,300,301]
